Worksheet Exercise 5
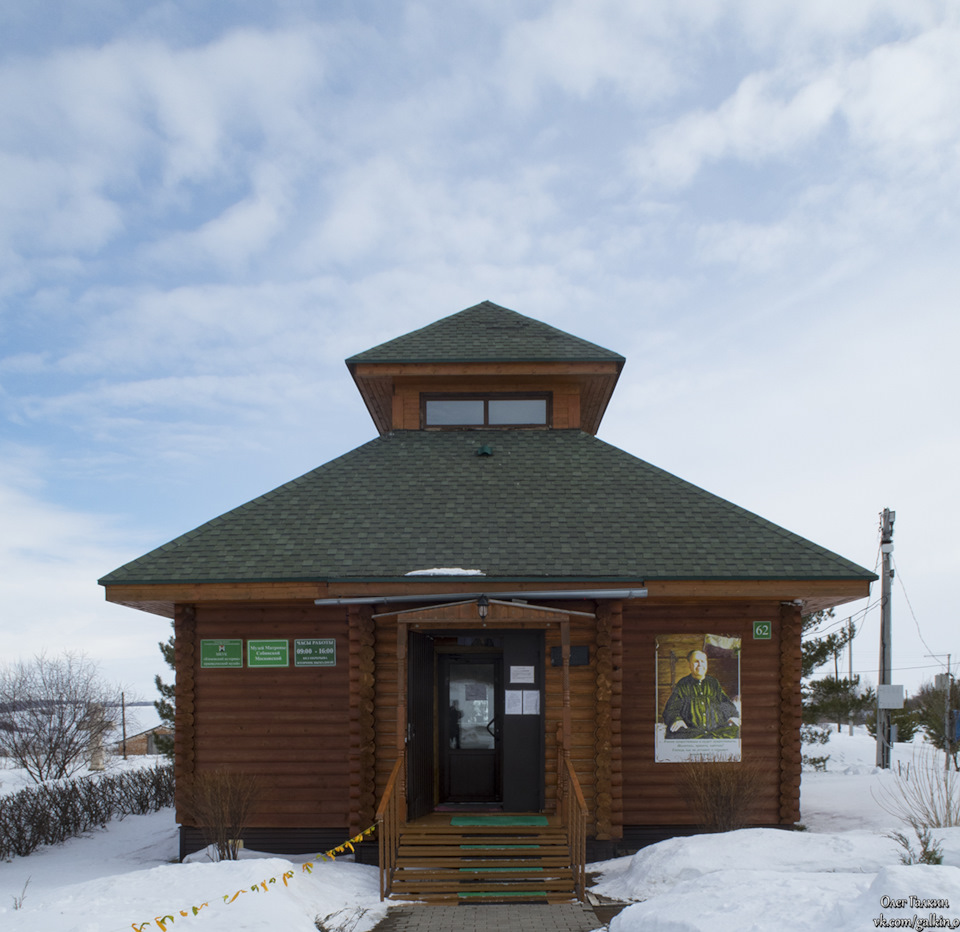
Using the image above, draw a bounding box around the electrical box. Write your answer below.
[878,685,905,709]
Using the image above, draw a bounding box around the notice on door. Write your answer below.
[505,689,541,715]
[510,665,535,684]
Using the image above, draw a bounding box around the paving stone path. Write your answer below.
[369,903,605,932]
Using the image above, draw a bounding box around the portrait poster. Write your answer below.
[655,633,742,762]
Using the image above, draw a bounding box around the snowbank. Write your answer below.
[5,729,960,932]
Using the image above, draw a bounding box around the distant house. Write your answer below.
[100,302,875,899]
[118,725,173,756]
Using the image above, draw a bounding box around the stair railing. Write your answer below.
[558,757,587,901]
[375,751,406,900]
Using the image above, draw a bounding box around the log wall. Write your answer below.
[171,595,801,840]
[620,600,792,828]
[175,602,353,829]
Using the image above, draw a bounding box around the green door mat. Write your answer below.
[458,891,548,898]
[451,815,549,826]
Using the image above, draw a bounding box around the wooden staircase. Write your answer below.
[387,815,577,903]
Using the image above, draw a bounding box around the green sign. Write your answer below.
[200,639,243,668]
[753,621,773,640]
[294,638,337,667]
[247,639,289,667]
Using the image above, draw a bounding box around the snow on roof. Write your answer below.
[404,567,485,576]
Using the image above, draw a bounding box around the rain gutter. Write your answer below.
[314,588,647,607]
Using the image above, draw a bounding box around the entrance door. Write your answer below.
[407,631,435,820]
[439,653,502,803]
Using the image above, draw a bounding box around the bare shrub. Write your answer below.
[873,746,960,831]
[0,652,123,782]
[12,877,30,910]
[676,756,764,832]
[316,907,371,932]
[187,769,261,861]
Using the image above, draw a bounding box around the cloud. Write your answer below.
[0,453,170,696]
[633,69,844,188]
[499,0,692,108]
[0,26,332,271]
[843,23,960,175]
[632,19,960,190]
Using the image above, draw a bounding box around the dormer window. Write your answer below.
[422,393,551,428]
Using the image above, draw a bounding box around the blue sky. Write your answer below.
[1,1,957,703]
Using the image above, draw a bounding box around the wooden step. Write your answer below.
[396,856,570,867]
[386,817,576,902]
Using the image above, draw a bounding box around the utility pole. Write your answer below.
[931,655,953,772]
[946,656,952,773]
[876,508,895,769]
[848,618,855,737]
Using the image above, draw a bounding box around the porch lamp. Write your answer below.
[477,595,489,619]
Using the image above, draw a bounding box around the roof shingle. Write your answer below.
[346,301,625,364]
[99,430,874,586]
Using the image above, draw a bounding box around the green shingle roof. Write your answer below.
[346,301,625,364]
[99,430,874,586]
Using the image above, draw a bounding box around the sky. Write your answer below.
[1,1,958,703]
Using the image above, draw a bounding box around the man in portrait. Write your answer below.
[662,649,740,739]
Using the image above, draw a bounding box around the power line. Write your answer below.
[891,556,943,668]
[809,661,944,678]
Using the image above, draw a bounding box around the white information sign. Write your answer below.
[505,689,523,715]
[510,665,535,684]
[522,690,540,715]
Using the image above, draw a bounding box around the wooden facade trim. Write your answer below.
[105,583,328,614]
[349,604,377,833]
[350,361,623,379]
[642,579,870,606]
[609,601,624,838]
[778,601,803,823]
[173,604,197,823]
[594,601,621,841]
[376,599,594,624]
[104,578,869,620]
[349,361,622,435]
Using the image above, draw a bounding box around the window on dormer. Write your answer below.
[422,393,550,428]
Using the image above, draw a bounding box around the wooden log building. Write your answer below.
[99,301,875,897]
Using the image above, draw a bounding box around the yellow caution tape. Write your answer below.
[130,826,376,931]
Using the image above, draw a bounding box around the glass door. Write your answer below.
[439,653,502,803]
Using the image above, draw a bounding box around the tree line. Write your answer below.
[803,610,959,766]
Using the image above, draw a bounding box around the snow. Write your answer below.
[404,567,485,576]
[3,733,960,931]
[592,732,960,932]
[0,753,167,797]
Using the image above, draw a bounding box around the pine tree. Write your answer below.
[912,679,960,768]
[154,623,175,759]
[801,609,869,730]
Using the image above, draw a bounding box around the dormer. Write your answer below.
[345,301,625,435]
